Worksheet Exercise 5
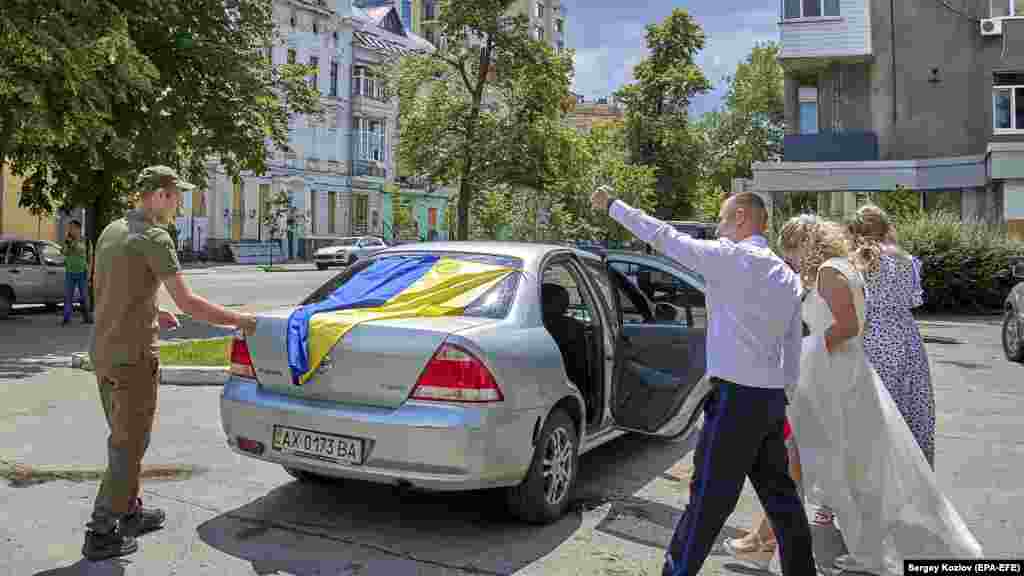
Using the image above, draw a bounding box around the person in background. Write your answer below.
[62,219,93,325]
[847,204,935,468]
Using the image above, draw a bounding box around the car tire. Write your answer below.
[283,466,338,484]
[506,408,578,524]
[1003,308,1024,362]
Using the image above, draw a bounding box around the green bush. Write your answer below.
[896,211,1024,313]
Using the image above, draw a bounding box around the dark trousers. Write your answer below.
[662,379,816,576]
[64,271,91,322]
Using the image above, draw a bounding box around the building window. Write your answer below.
[259,184,271,231]
[991,0,1024,17]
[353,65,387,100]
[784,0,839,19]
[309,56,319,89]
[310,190,318,235]
[330,60,338,97]
[328,191,337,234]
[994,72,1024,131]
[536,1,545,18]
[534,25,545,41]
[290,9,297,28]
[312,19,319,34]
[287,48,296,64]
[799,86,819,134]
[352,194,369,235]
[355,117,387,163]
[423,0,435,21]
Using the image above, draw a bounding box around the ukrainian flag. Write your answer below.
[287,255,516,385]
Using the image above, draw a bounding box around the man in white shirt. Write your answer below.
[590,187,815,576]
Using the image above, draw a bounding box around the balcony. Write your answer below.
[779,0,872,67]
[351,159,387,179]
[782,131,879,162]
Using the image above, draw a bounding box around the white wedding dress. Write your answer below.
[789,257,983,575]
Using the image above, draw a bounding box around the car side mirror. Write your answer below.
[1014,262,1024,280]
[45,258,64,267]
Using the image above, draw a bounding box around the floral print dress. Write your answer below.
[861,252,935,467]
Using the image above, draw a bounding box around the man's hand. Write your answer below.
[237,313,258,336]
[590,186,615,213]
[158,309,180,331]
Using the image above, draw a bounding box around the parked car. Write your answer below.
[1003,256,1024,362]
[313,236,388,270]
[221,242,713,523]
[0,238,67,319]
[641,221,718,255]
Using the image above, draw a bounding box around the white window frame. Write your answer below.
[355,117,387,163]
[799,86,819,135]
[990,0,1024,18]
[535,1,545,18]
[534,25,545,41]
[782,0,840,20]
[993,84,1024,132]
[353,65,387,101]
[329,60,338,97]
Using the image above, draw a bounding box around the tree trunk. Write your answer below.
[456,178,472,241]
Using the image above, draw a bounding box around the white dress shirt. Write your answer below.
[609,199,803,391]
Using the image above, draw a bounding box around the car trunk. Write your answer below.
[247,308,497,408]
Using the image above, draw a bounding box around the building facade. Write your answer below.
[747,0,1024,240]
[398,0,567,53]
[0,165,59,242]
[563,96,625,133]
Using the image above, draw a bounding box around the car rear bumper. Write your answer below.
[220,377,542,491]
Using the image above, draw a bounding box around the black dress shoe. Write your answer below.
[82,527,138,561]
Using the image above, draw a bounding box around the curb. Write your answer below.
[71,353,228,386]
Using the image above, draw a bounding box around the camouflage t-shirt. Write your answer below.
[89,209,181,372]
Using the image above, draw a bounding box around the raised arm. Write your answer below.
[591,188,726,280]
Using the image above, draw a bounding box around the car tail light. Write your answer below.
[236,436,265,455]
[410,343,504,403]
[230,335,256,379]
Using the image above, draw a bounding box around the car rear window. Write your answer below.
[301,252,523,319]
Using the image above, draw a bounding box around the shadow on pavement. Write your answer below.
[196,430,704,575]
[0,306,89,380]
[32,558,129,576]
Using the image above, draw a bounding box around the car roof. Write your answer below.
[377,241,593,268]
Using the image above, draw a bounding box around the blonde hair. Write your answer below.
[779,214,850,287]
[847,204,906,274]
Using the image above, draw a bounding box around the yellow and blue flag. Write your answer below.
[286,255,516,385]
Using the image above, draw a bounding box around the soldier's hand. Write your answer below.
[238,313,258,336]
[591,186,615,212]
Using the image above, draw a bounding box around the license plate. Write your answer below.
[271,425,364,465]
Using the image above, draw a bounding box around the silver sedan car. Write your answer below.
[221,242,713,523]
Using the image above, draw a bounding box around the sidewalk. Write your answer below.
[180,260,322,274]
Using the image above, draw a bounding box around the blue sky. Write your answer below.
[564,0,779,116]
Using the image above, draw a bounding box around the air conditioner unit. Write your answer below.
[981,18,1003,37]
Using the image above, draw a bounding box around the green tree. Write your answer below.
[702,42,785,195]
[390,0,574,240]
[873,186,923,223]
[0,0,321,245]
[615,9,711,219]
[261,190,304,267]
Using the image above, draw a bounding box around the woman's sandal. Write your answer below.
[722,533,777,570]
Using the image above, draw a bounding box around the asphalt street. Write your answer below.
[0,266,1020,575]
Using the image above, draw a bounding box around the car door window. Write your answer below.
[625,262,706,328]
[543,262,594,325]
[14,243,40,265]
[41,244,64,266]
[582,258,619,332]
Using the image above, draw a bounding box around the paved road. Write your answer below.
[1,314,1021,575]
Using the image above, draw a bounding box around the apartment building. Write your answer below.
[743,0,1024,240]
[391,0,567,53]
[564,96,625,133]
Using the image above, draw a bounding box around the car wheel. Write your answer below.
[1003,308,1024,362]
[283,466,338,484]
[316,263,327,271]
[507,408,578,524]
[0,290,11,320]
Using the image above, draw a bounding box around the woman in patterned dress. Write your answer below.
[847,204,935,468]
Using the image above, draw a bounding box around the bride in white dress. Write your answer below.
[778,215,982,575]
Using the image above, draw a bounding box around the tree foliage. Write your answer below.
[391,0,574,240]
[0,0,321,242]
[615,9,710,220]
[702,42,785,196]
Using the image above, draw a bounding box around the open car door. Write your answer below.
[605,255,713,439]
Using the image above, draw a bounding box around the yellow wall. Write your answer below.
[1,164,58,241]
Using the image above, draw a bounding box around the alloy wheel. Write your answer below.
[542,426,574,506]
